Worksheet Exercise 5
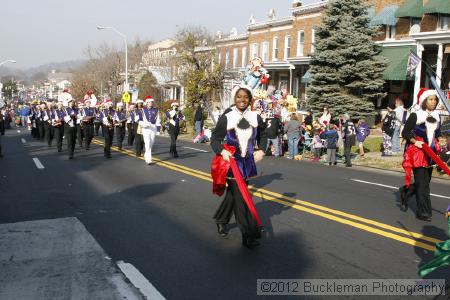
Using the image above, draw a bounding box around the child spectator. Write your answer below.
[321,124,339,166]
[194,125,212,143]
[356,119,370,157]
[311,130,324,162]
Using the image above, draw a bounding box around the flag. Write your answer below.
[406,51,421,79]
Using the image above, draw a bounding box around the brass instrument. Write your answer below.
[52,110,62,127]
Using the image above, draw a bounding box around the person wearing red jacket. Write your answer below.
[400,88,441,221]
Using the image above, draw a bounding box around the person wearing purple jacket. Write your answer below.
[356,119,370,157]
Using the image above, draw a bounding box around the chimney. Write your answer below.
[292,0,302,8]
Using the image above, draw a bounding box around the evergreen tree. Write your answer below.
[308,0,386,120]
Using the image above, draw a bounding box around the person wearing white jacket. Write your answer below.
[135,96,160,164]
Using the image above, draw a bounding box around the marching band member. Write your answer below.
[134,99,145,157]
[43,101,54,147]
[166,101,184,158]
[135,96,159,164]
[76,102,84,148]
[63,99,79,159]
[211,85,267,248]
[80,99,96,150]
[126,104,136,146]
[30,101,39,139]
[100,99,115,158]
[52,101,65,152]
[114,102,127,150]
[37,103,45,141]
[94,102,102,137]
[400,88,442,221]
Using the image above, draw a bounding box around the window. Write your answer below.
[311,29,315,53]
[250,43,259,59]
[284,35,291,59]
[218,53,222,65]
[272,37,279,61]
[261,42,269,62]
[438,14,450,31]
[411,17,421,27]
[233,48,238,68]
[386,25,396,39]
[242,47,247,67]
[297,30,305,56]
[225,52,229,69]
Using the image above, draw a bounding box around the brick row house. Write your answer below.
[215,0,450,112]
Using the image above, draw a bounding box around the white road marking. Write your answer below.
[182,146,209,153]
[116,261,165,300]
[32,158,45,170]
[21,138,26,144]
[17,130,21,133]
[350,179,450,199]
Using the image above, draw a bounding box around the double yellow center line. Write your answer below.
[92,139,441,252]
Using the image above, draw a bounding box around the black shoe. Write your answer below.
[216,223,228,237]
[416,215,432,222]
[399,186,408,211]
[345,164,352,167]
[0,153,3,158]
[105,154,112,159]
[329,162,332,166]
[333,162,337,166]
[118,147,122,151]
[173,151,179,158]
[69,154,73,159]
[242,236,260,248]
[58,149,62,152]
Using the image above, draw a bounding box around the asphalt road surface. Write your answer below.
[1,128,450,299]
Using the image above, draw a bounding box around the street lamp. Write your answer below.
[0,59,16,67]
[97,26,128,91]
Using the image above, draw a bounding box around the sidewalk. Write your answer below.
[0,217,141,300]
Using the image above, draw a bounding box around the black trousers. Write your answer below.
[31,120,39,138]
[135,133,144,156]
[127,123,135,146]
[116,125,126,149]
[37,120,44,140]
[214,180,260,239]
[94,122,101,136]
[54,125,64,152]
[168,124,179,155]
[43,122,54,146]
[103,125,114,156]
[83,123,94,149]
[413,167,433,218]
[64,125,77,156]
[344,142,353,166]
[77,124,84,147]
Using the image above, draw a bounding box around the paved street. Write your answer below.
[1,129,449,299]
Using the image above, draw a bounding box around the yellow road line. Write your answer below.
[92,139,439,251]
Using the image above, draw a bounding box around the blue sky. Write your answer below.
[1,0,318,69]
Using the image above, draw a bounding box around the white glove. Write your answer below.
[254,150,265,163]
[134,115,140,122]
[64,116,71,123]
[43,116,49,121]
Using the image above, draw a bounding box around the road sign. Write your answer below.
[122,92,131,103]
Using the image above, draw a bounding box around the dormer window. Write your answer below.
[386,25,396,40]
[438,14,450,31]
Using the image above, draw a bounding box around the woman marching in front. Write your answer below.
[211,85,266,248]
[400,88,441,221]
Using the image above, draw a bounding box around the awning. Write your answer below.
[423,0,450,15]
[380,46,415,81]
[370,5,399,26]
[301,69,311,84]
[395,0,424,18]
